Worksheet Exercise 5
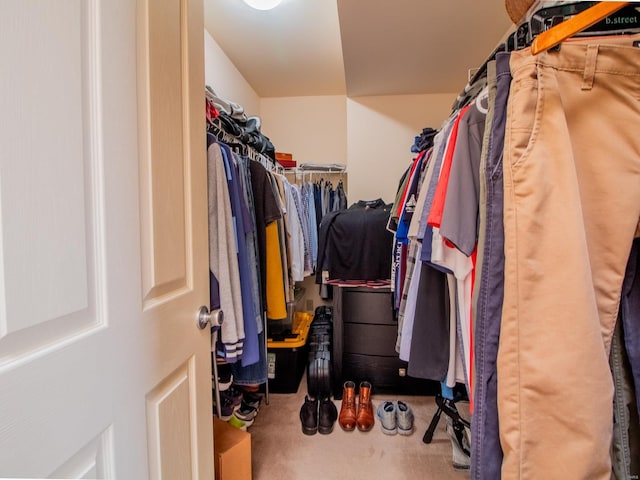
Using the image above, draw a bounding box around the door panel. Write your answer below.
[0,0,211,478]
[0,0,103,366]
[138,0,211,478]
[50,427,115,479]
[146,359,197,480]
[138,0,190,306]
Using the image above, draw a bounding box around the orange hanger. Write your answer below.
[531,1,630,55]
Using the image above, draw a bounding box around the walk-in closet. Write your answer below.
[2,1,639,479]
[205,1,640,479]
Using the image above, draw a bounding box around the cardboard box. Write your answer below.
[213,416,251,480]
[275,151,293,161]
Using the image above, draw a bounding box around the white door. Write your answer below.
[0,0,213,478]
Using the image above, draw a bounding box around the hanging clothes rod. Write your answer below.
[207,121,284,174]
[296,163,346,172]
[453,1,640,111]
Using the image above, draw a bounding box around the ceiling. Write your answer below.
[204,0,515,98]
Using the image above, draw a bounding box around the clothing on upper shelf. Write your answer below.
[411,127,438,154]
[207,85,276,160]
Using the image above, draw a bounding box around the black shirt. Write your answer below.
[316,199,394,282]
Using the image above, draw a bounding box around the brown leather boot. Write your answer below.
[338,381,357,431]
[356,381,375,432]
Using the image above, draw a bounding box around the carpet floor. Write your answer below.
[247,380,471,480]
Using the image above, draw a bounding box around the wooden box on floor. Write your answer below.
[213,417,251,480]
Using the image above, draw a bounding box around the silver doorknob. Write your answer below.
[197,306,224,330]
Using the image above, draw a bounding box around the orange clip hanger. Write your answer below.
[531,1,630,55]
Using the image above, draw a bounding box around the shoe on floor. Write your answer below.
[356,381,374,432]
[220,386,243,407]
[228,414,248,431]
[338,381,357,431]
[300,396,319,435]
[318,397,338,435]
[231,410,255,428]
[376,401,397,435]
[242,390,262,410]
[445,416,471,470]
[213,364,233,391]
[233,400,259,423]
[396,400,414,436]
[215,394,240,421]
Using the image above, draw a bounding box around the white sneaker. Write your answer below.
[445,416,471,470]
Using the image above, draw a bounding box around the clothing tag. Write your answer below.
[267,352,276,379]
[405,194,417,213]
[586,5,640,33]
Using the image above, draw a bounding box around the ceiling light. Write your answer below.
[242,0,282,10]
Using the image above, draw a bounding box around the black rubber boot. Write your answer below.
[300,396,319,435]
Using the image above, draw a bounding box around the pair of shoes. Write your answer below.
[339,381,374,432]
[376,400,414,435]
[299,396,338,435]
[233,400,259,427]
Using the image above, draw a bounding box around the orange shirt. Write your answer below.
[265,221,287,320]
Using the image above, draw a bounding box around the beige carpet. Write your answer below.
[248,379,471,480]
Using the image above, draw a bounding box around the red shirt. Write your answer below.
[427,105,470,228]
[396,150,425,219]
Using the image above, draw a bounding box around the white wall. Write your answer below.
[204,30,456,206]
[204,30,260,117]
[346,94,455,204]
[258,93,456,204]
[260,96,347,166]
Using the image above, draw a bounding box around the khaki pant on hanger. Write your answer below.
[499,35,640,479]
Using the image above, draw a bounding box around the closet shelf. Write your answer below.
[285,163,347,174]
